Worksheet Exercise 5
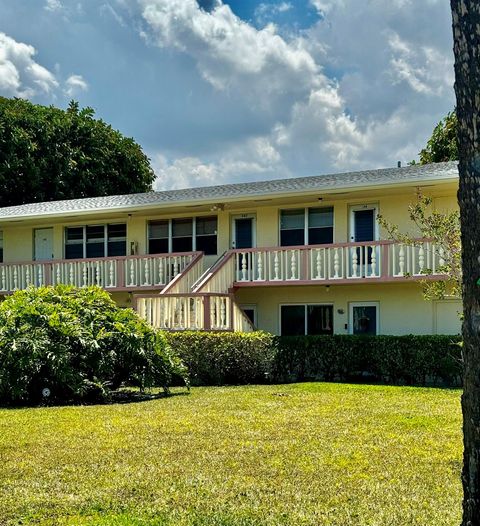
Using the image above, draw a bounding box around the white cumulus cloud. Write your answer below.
[125,0,454,188]
[65,74,89,97]
[44,0,63,12]
[0,32,89,102]
[0,32,59,97]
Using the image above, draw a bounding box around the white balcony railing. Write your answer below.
[230,240,447,284]
[0,252,200,293]
[135,293,255,332]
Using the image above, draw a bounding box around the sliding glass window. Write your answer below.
[280,207,333,247]
[65,224,126,259]
[148,216,218,255]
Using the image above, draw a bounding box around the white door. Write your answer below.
[34,228,54,261]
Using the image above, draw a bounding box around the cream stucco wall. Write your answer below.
[234,283,462,336]
[0,184,461,336]
[0,188,458,264]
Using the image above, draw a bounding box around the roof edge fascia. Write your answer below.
[0,174,459,223]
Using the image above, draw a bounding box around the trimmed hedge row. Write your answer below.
[165,331,275,386]
[274,334,463,386]
[165,332,463,387]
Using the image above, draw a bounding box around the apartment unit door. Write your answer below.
[349,204,378,276]
[231,215,256,250]
[34,228,54,261]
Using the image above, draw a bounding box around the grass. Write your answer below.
[0,383,462,526]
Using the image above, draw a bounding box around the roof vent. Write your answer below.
[397,161,402,168]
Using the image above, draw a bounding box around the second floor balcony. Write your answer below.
[0,239,447,295]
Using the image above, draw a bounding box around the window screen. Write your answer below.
[308,207,333,245]
[107,224,127,257]
[196,216,217,255]
[280,209,305,246]
[65,227,84,259]
[86,225,105,258]
[172,218,193,252]
[148,220,169,254]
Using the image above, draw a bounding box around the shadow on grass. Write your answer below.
[110,388,190,405]
[0,387,190,410]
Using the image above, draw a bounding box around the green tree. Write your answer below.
[450,1,480,524]
[378,194,461,300]
[0,98,155,207]
[419,110,458,164]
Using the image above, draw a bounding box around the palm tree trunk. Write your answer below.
[450,2,480,524]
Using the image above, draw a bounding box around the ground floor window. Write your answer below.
[240,304,257,327]
[349,302,379,335]
[280,304,333,336]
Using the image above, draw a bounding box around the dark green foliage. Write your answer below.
[419,110,458,164]
[0,286,187,405]
[0,98,154,206]
[274,335,463,387]
[166,332,462,387]
[165,331,276,386]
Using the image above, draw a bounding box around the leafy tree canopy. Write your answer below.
[419,110,458,164]
[0,97,155,207]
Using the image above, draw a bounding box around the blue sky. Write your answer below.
[0,0,455,189]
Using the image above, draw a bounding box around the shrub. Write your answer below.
[165,332,462,387]
[273,335,463,387]
[0,286,187,405]
[164,331,275,385]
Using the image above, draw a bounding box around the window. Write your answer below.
[65,227,84,259]
[280,209,304,246]
[148,220,169,254]
[0,231,4,263]
[86,225,105,258]
[148,216,218,255]
[196,216,217,255]
[172,218,193,252]
[108,224,127,257]
[280,207,333,246]
[280,304,334,336]
[240,304,257,327]
[65,224,126,259]
[308,207,334,244]
[350,303,378,335]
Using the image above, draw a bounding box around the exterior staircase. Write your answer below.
[134,251,255,332]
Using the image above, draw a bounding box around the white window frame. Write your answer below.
[279,303,334,336]
[147,216,218,254]
[279,206,334,246]
[348,301,380,335]
[64,223,127,259]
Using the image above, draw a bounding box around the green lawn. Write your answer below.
[0,383,462,526]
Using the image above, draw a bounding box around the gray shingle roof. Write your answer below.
[0,161,458,220]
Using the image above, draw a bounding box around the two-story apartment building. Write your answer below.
[0,161,460,336]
